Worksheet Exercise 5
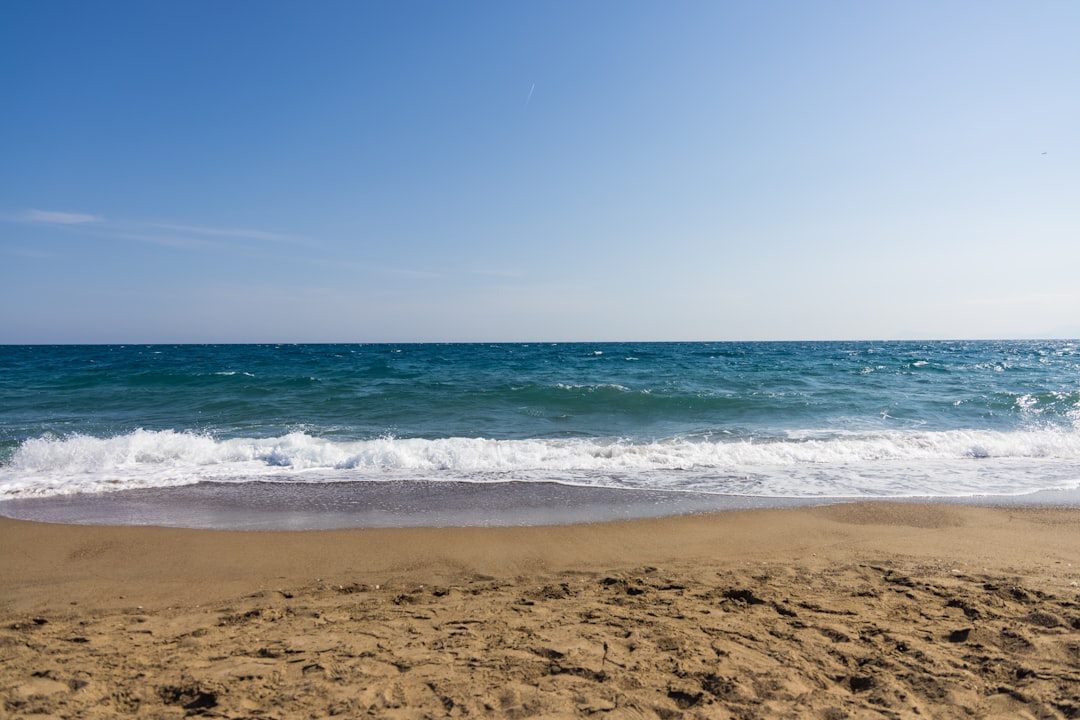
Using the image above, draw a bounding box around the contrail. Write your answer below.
[525,83,535,108]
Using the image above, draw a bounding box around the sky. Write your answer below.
[2,1,1078,343]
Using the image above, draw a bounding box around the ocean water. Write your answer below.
[1,341,1079,526]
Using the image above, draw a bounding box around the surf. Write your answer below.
[4,427,1080,500]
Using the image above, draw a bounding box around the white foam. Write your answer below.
[2,428,1079,499]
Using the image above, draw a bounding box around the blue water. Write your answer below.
[1,341,1079,507]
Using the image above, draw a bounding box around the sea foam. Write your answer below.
[3,427,1079,499]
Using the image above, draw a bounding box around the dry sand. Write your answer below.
[2,503,1079,719]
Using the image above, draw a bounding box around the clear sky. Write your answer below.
[2,1,1078,343]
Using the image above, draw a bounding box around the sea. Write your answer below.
[1,341,1078,529]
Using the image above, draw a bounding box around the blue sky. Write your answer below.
[2,1,1078,343]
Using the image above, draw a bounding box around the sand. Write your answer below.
[2,503,1079,719]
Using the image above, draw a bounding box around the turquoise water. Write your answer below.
[1,341,1079,504]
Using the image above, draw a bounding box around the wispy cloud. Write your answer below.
[375,265,524,281]
[106,231,222,250]
[148,223,305,244]
[468,267,523,279]
[23,209,104,225]
[379,266,444,280]
[6,208,306,253]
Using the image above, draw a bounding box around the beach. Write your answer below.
[3,503,1079,718]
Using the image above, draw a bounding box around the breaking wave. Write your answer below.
[4,427,1079,499]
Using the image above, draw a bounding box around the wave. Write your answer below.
[3,428,1080,500]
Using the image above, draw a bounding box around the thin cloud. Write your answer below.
[377,265,525,281]
[365,263,525,281]
[468,267,523,279]
[380,266,444,280]
[148,222,306,244]
[108,231,221,250]
[6,209,305,252]
[23,209,104,225]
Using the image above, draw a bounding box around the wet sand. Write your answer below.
[2,503,1080,718]
[0,481,824,530]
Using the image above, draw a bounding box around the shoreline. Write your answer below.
[2,479,1080,531]
[3,502,1080,717]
